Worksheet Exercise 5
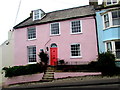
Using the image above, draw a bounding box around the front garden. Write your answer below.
[56,52,120,76]
[2,63,46,77]
[2,51,120,78]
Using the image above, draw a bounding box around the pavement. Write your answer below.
[6,75,120,89]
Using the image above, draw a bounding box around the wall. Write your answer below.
[54,72,101,79]
[14,16,98,66]
[103,27,120,41]
[96,11,106,53]
[0,45,2,87]
[0,31,14,86]
[2,31,14,67]
[5,73,44,86]
[4,72,101,86]
[96,7,120,67]
[96,9,120,53]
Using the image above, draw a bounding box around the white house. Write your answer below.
[0,30,14,87]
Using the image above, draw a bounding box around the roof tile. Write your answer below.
[14,5,95,29]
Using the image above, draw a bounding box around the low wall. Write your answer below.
[54,72,101,79]
[4,72,101,86]
[5,73,44,86]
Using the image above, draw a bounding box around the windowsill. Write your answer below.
[28,38,37,41]
[70,32,82,35]
[115,59,120,61]
[106,3,118,6]
[50,34,60,37]
[103,25,120,30]
[28,62,37,64]
[70,56,82,59]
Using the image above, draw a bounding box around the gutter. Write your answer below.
[95,4,120,10]
[14,14,95,29]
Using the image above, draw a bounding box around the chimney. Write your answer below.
[30,11,33,17]
[89,0,98,7]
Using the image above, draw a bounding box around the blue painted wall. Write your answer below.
[96,8,120,66]
[96,10,105,53]
[103,27,120,41]
[96,10,120,53]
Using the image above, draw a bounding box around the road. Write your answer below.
[2,78,120,90]
[2,84,120,90]
[33,84,119,90]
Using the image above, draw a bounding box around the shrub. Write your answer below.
[2,63,45,77]
[38,50,49,65]
[97,51,116,76]
[88,61,98,68]
[56,65,98,72]
[58,60,65,65]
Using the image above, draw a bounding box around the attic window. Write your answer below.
[106,0,118,5]
[33,10,41,20]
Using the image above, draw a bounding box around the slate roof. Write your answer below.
[14,5,95,29]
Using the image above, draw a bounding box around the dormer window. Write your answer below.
[33,9,45,21]
[33,10,41,20]
[106,0,118,5]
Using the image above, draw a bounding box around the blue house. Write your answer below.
[95,0,120,66]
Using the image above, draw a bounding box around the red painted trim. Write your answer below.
[50,48,58,66]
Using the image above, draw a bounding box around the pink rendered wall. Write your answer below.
[14,16,98,66]
[5,73,44,85]
[54,72,101,79]
[4,72,101,86]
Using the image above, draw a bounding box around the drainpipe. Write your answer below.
[94,15,100,56]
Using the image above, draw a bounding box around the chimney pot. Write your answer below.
[89,0,98,7]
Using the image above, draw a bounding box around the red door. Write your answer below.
[50,48,58,66]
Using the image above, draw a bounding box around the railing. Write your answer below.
[65,61,90,65]
[57,58,90,65]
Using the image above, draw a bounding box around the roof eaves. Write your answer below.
[13,17,31,29]
[95,4,120,10]
[14,14,95,29]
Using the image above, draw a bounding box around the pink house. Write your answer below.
[13,5,98,66]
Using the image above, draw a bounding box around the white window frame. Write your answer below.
[33,10,41,21]
[106,0,118,6]
[50,22,60,36]
[103,13,110,29]
[27,27,36,40]
[70,43,82,58]
[115,41,120,60]
[70,20,82,34]
[103,10,120,29]
[105,42,112,52]
[111,10,120,26]
[27,46,37,64]
[105,41,120,60]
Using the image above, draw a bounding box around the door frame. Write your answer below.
[50,43,58,66]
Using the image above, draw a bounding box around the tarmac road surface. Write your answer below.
[2,78,120,90]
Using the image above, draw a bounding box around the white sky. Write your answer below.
[0,0,102,45]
